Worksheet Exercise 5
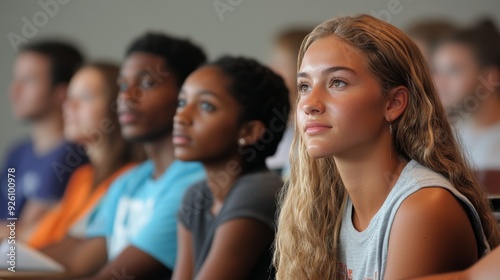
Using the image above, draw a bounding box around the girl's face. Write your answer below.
[297,35,387,159]
[173,66,243,163]
[432,42,480,110]
[64,67,114,144]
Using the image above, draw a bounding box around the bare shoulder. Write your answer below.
[393,187,477,247]
[396,187,469,223]
[384,187,478,279]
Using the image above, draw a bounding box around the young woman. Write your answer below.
[172,56,289,280]
[274,15,500,280]
[27,63,143,248]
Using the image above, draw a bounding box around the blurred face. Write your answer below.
[10,52,54,121]
[432,42,480,110]
[63,67,115,144]
[271,46,297,101]
[117,52,179,142]
[297,36,386,159]
[173,66,242,163]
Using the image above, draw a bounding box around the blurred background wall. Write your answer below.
[1,0,499,160]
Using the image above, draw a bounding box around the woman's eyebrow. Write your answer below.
[297,66,356,78]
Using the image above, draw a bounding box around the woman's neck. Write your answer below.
[335,141,408,231]
[31,111,65,155]
[203,154,247,215]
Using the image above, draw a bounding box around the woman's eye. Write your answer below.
[118,82,128,92]
[447,66,462,76]
[298,83,311,93]
[177,99,186,108]
[331,79,347,88]
[140,77,158,89]
[81,92,94,101]
[200,102,215,112]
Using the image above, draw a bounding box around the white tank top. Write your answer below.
[338,160,490,280]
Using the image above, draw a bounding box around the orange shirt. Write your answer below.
[28,163,135,249]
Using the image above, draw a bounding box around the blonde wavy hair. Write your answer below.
[274,14,500,280]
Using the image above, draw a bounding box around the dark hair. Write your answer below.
[20,41,84,87]
[445,19,500,68]
[210,56,290,167]
[406,20,456,51]
[125,32,207,88]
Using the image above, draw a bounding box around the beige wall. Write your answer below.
[1,0,499,160]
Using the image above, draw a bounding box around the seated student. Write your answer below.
[28,33,207,280]
[273,14,500,280]
[268,28,310,177]
[412,245,500,280]
[0,41,87,239]
[433,20,500,173]
[27,63,144,249]
[172,56,289,280]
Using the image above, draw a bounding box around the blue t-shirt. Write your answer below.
[86,160,205,270]
[0,139,88,219]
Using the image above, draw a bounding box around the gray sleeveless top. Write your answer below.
[338,160,490,280]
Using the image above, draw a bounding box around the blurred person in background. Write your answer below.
[267,27,310,177]
[173,56,289,280]
[433,19,500,192]
[26,62,144,249]
[0,41,87,240]
[24,32,207,280]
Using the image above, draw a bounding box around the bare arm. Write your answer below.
[38,237,171,280]
[384,188,479,279]
[46,236,108,278]
[13,236,108,280]
[172,223,194,280]
[194,218,274,280]
[409,245,500,280]
[18,200,58,241]
[78,245,172,280]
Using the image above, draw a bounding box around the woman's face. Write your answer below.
[297,35,387,159]
[173,66,243,163]
[64,67,115,144]
[432,42,481,110]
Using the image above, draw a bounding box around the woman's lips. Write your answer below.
[118,112,138,124]
[304,122,332,135]
[172,133,192,145]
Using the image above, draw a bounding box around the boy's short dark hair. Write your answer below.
[21,41,84,87]
[126,32,207,88]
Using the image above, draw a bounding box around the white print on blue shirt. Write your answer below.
[109,198,155,260]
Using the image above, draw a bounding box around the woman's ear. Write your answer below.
[238,120,266,146]
[385,86,409,122]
